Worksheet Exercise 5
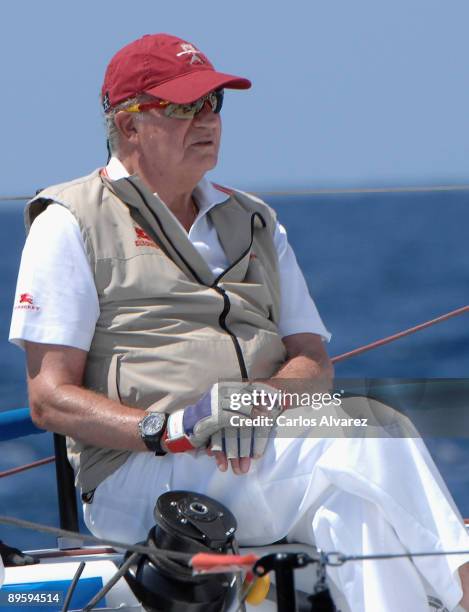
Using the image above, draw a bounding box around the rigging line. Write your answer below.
[0,196,32,201]
[331,305,469,364]
[82,552,140,612]
[1,306,467,482]
[174,546,469,574]
[2,183,469,202]
[0,514,192,564]
[325,548,469,566]
[2,306,468,478]
[0,456,55,479]
[1,513,469,575]
[61,561,85,612]
[254,184,469,196]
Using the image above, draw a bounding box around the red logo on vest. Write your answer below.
[15,293,40,311]
[134,226,158,248]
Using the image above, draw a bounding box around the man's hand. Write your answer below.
[164,382,281,456]
[206,381,282,474]
[206,333,334,474]
[206,446,251,475]
[271,332,333,387]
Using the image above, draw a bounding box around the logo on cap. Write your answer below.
[176,43,204,65]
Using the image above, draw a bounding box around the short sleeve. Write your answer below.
[274,221,331,341]
[9,204,100,351]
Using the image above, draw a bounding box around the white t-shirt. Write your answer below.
[9,158,330,350]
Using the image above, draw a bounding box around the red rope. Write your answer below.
[191,552,259,571]
[331,305,469,364]
[0,456,55,479]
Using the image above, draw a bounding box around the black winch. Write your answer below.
[124,490,238,612]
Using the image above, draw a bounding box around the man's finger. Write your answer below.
[253,428,271,458]
[224,428,240,459]
[228,456,251,474]
[239,456,251,473]
[229,457,242,475]
[212,450,228,472]
[210,430,224,453]
[239,427,253,457]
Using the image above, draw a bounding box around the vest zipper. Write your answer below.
[209,211,267,381]
[213,286,249,380]
[123,178,265,381]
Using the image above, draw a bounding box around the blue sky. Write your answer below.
[2,0,469,194]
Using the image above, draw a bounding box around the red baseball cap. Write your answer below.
[102,33,251,111]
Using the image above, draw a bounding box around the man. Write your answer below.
[9,33,469,611]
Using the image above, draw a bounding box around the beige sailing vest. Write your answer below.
[26,170,286,492]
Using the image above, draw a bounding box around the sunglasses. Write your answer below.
[122,89,224,120]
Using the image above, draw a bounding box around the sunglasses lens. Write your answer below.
[165,103,199,119]
[165,90,224,119]
[211,89,224,114]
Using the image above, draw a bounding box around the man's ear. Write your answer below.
[114,112,139,144]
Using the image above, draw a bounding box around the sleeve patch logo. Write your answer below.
[15,293,40,311]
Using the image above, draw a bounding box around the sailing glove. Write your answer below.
[163,382,282,456]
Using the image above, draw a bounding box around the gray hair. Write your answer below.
[103,94,155,155]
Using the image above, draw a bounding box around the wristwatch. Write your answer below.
[138,412,168,456]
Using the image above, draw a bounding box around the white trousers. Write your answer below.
[84,434,469,612]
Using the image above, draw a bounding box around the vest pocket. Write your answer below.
[243,257,277,322]
[107,353,123,403]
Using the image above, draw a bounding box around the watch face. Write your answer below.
[143,412,166,436]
